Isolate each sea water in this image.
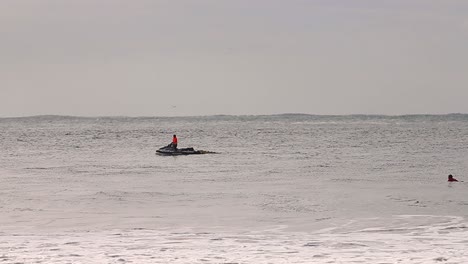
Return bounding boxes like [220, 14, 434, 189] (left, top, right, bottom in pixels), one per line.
[0, 114, 467, 263]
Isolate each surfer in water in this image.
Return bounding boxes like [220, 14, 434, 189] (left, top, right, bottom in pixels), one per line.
[448, 174, 458, 182]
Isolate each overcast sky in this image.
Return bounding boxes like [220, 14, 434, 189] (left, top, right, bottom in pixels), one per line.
[1, 0, 468, 117]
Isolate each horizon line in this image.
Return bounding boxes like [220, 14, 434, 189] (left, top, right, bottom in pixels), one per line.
[1, 112, 468, 119]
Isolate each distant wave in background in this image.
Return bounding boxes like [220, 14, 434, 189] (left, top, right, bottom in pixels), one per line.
[2, 113, 468, 122]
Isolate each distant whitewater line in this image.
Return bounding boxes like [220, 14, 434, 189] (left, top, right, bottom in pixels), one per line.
[1, 113, 468, 122]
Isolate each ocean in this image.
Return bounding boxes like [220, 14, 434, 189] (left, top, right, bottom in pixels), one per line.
[1, 114, 467, 263]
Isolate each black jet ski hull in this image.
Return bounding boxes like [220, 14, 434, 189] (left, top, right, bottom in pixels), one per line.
[156, 149, 204, 155]
[156, 146, 214, 156]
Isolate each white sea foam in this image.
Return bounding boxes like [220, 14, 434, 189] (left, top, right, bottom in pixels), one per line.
[1, 215, 467, 263]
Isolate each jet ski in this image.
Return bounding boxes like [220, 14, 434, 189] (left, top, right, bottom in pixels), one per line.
[156, 144, 215, 156]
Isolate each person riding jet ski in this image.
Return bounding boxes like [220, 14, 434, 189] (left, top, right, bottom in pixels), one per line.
[169, 134, 178, 150]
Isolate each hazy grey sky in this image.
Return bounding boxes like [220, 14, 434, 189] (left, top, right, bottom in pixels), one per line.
[1, 0, 468, 117]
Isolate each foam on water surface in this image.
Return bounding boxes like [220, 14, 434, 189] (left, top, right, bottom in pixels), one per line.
[1, 216, 467, 263]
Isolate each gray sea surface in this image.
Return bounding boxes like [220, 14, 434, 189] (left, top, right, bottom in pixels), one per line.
[1, 114, 468, 263]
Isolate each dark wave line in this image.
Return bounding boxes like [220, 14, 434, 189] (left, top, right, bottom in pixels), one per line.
[1, 113, 468, 121]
